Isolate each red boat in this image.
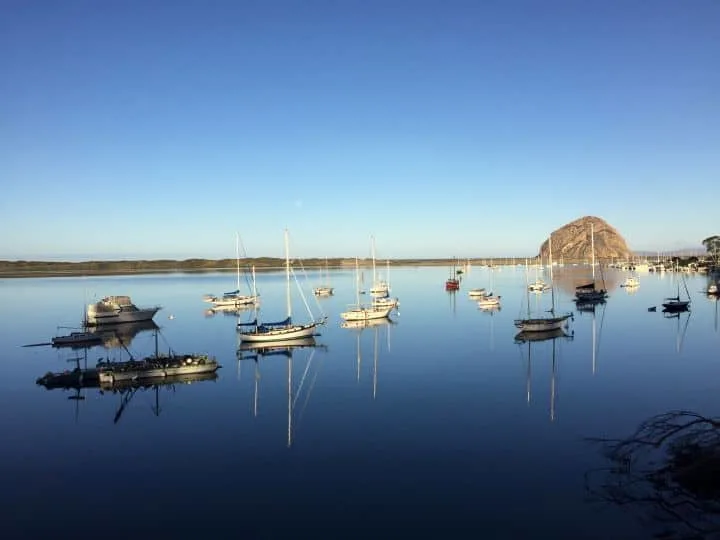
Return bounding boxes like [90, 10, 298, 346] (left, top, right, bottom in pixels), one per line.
[445, 278, 460, 291]
[445, 257, 461, 290]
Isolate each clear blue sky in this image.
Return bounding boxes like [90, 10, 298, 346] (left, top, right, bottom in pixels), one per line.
[2, 0, 718, 260]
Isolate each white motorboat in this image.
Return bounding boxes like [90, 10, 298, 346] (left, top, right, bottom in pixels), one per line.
[85, 296, 160, 325]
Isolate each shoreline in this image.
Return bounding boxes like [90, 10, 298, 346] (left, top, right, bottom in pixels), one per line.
[0, 255, 710, 279]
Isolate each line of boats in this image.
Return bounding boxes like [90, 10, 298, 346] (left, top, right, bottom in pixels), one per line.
[43, 226, 718, 389]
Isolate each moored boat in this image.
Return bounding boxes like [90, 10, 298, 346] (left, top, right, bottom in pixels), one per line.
[52, 331, 103, 347]
[86, 295, 161, 325]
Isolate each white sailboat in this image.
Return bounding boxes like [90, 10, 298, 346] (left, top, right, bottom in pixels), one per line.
[477, 265, 501, 308]
[237, 230, 327, 342]
[369, 235, 389, 297]
[204, 233, 259, 308]
[313, 257, 334, 296]
[514, 234, 573, 333]
[341, 257, 393, 322]
[372, 260, 399, 309]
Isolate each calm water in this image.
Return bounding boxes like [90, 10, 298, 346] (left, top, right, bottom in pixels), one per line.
[2, 265, 719, 538]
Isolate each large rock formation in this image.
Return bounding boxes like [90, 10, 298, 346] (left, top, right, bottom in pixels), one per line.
[539, 216, 631, 262]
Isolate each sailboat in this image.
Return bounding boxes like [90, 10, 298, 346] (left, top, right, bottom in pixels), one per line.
[514, 234, 573, 333]
[341, 257, 393, 322]
[476, 265, 501, 308]
[574, 223, 608, 303]
[372, 260, 399, 309]
[662, 273, 691, 312]
[445, 257, 460, 291]
[369, 236, 389, 297]
[204, 233, 259, 308]
[313, 257, 334, 296]
[237, 230, 327, 342]
[528, 256, 550, 293]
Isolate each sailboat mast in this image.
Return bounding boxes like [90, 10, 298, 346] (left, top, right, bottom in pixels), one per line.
[285, 229, 291, 320]
[524, 260, 531, 318]
[235, 232, 241, 292]
[355, 257, 360, 306]
[591, 223, 596, 281]
[549, 235, 556, 314]
[251, 265, 257, 297]
[371, 235, 377, 285]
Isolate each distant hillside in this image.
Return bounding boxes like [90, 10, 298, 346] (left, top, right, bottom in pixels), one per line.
[539, 216, 631, 261]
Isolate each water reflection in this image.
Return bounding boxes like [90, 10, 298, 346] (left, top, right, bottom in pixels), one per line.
[46, 320, 159, 351]
[204, 304, 256, 318]
[341, 318, 393, 399]
[515, 328, 574, 422]
[586, 410, 720, 539]
[236, 337, 328, 447]
[37, 370, 218, 424]
[86, 320, 159, 350]
[663, 310, 691, 354]
[551, 266, 622, 298]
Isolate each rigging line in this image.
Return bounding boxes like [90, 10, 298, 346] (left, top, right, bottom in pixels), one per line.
[291, 267, 324, 319]
[298, 355, 323, 425]
[596, 301, 607, 358]
[292, 348, 316, 410]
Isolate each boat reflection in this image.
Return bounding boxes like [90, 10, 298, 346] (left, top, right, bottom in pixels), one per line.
[663, 309, 691, 353]
[37, 369, 218, 424]
[515, 328, 574, 422]
[204, 304, 256, 318]
[50, 320, 160, 350]
[86, 320, 159, 349]
[236, 337, 327, 447]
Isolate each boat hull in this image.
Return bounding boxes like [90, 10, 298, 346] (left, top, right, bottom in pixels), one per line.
[662, 301, 690, 312]
[85, 307, 160, 326]
[238, 322, 320, 343]
[514, 314, 571, 332]
[340, 306, 392, 321]
[98, 362, 219, 384]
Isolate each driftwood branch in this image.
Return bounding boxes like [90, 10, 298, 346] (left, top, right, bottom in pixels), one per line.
[586, 410, 720, 540]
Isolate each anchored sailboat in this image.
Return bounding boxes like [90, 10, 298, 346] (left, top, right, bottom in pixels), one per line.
[204, 233, 259, 308]
[237, 230, 327, 342]
[574, 223, 608, 303]
[341, 257, 393, 322]
[514, 234, 573, 333]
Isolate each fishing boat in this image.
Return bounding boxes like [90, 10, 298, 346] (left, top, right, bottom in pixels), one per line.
[95, 329, 220, 384]
[515, 234, 573, 333]
[237, 230, 327, 342]
[85, 295, 161, 325]
[341, 257, 393, 321]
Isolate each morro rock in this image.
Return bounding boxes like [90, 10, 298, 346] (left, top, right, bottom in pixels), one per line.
[539, 216, 631, 262]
